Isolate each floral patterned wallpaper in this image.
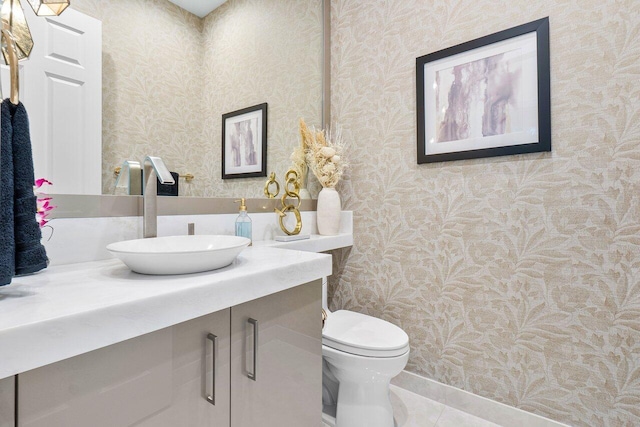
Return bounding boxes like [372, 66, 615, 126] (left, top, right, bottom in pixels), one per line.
[72, 0, 205, 195]
[329, 1, 640, 426]
[71, 0, 322, 197]
[201, 0, 323, 198]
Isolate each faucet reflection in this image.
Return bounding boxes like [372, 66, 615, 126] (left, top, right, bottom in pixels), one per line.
[114, 160, 142, 195]
[143, 156, 175, 238]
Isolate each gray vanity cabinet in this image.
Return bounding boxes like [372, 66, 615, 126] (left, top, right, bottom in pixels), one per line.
[16, 309, 232, 427]
[135, 308, 232, 427]
[231, 280, 323, 427]
[15, 280, 321, 427]
[0, 376, 15, 427]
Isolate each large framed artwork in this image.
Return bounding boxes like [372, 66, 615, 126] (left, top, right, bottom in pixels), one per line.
[222, 103, 268, 179]
[416, 17, 551, 164]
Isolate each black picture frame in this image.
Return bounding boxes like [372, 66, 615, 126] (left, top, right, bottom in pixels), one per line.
[416, 17, 550, 164]
[222, 103, 268, 179]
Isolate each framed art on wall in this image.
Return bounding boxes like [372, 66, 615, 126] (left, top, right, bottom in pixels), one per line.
[222, 103, 268, 179]
[416, 17, 551, 164]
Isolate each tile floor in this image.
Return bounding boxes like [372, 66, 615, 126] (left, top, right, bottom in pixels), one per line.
[323, 384, 502, 427]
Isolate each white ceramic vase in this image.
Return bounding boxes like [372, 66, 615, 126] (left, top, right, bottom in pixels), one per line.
[317, 187, 341, 235]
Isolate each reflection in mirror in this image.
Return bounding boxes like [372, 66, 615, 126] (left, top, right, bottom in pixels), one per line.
[12, 0, 323, 198]
[114, 160, 141, 195]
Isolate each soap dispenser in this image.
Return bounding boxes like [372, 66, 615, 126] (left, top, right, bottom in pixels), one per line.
[235, 198, 252, 245]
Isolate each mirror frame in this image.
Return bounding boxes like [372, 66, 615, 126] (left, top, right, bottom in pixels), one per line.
[51, 0, 329, 219]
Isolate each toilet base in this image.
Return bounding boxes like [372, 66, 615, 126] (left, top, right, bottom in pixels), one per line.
[322, 398, 397, 427]
[334, 379, 395, 427]
[322, 346, 408, 427]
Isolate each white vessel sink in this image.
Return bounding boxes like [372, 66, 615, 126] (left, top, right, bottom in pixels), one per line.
[106, 235, 251, 275]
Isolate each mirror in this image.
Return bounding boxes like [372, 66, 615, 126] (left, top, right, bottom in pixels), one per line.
[15, 0, 324, 199]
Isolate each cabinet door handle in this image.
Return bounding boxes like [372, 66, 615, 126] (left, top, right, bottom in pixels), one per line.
[206, 333, 217, 405]
[247, 318, 258, 381]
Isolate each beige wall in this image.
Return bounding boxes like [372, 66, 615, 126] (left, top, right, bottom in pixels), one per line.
[71, 0, 322, 197]
[329, 1, 640, 426]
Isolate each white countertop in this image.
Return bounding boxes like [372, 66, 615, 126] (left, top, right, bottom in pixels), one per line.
[255, 232, 353, 253]
[0, 246, 332, 380]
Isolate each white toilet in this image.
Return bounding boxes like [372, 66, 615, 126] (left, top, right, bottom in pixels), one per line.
[321, 278, 410, 427]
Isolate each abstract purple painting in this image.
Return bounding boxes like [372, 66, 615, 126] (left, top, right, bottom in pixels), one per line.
[222, 103, 268, 179]
[417, 18, 550, 163]
[435, 50, 523, 143]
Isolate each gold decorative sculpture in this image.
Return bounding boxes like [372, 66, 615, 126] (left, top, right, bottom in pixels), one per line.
[26, 0, 70, 16]
[264, 172, 280, 199]
[274, 170, 302, 236]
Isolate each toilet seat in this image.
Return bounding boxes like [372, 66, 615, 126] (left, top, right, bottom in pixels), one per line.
[322, 310, 409, 358]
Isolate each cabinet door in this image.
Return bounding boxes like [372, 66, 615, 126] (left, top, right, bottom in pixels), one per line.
[0, 376, 14, 427]
[18, 327, 174, 427]
[137, 309, 231, 427]
[231, 280, 322, 427]
[18, 309, 231, 427]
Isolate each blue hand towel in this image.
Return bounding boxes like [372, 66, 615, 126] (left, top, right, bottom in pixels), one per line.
[9, 101, 48, 276]
[0, 101, 15, 286]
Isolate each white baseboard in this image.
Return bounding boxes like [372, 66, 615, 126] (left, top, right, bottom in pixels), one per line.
[391, 371, 571, 427]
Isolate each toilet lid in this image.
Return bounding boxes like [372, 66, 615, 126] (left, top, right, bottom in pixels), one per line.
[322, 310, 409, 358]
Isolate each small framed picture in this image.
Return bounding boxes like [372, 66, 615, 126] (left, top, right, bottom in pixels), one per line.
[416, 17, 551, 163]
[222, 103, 268, 179]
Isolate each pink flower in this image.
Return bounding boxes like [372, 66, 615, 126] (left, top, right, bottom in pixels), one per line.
[35, 178, 53, 189]
[34, 178, 55, 231]
[37, 212, 49, 228]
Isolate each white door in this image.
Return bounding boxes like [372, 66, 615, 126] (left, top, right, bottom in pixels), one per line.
[2, 4, 102, 195]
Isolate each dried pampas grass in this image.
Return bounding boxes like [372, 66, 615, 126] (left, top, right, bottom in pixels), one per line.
[299, 118, 347, 189]
[290, 143, 307, 180]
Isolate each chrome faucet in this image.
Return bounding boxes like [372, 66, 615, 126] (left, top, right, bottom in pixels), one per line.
[114, 160, 142, 195]
[143, 156, 175, 238]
